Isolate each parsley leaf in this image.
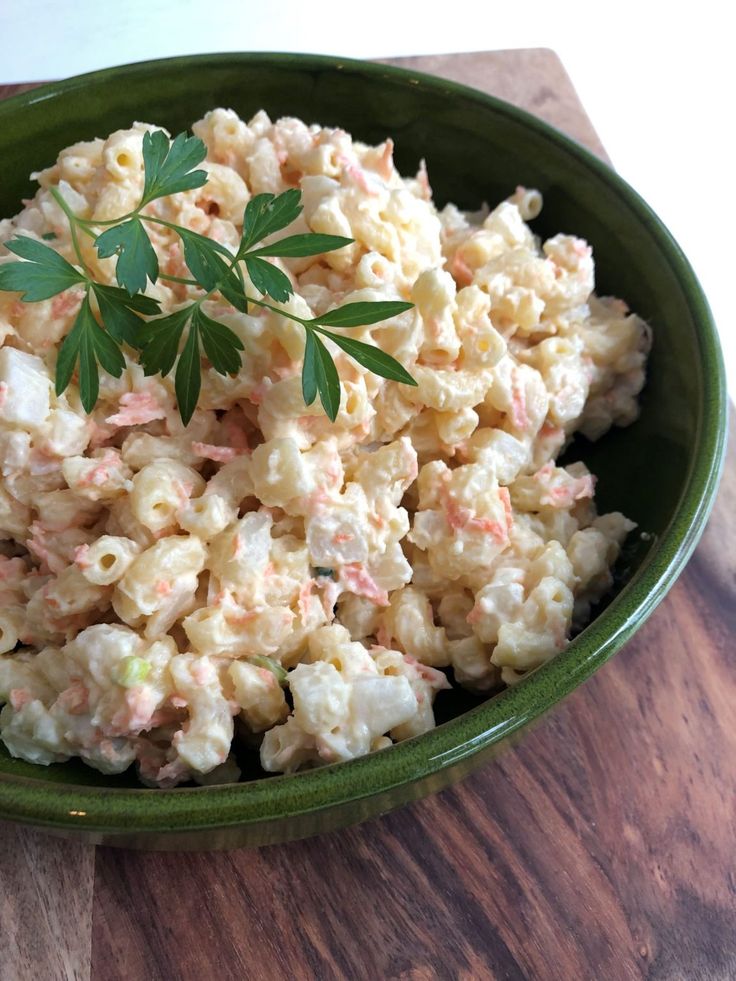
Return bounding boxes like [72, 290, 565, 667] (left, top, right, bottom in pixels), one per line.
[302, 329, 319, 408]
[303, 328, 341, 421]
[314, 327, 417, 386]
[310, 300, 414, 329]
[95, 218, 159, 295]
[140, 304, 243, 421]
[55, 293, 125, 412]
[141, 130, 208, 205]
[55, 312, 84, 396]
[239, 189, 302, 253]
[250, 233, 353, 258]
[92, 283, 161, 347]
[139, 306, 193, 378]
[245, 256, 293, 303]
[193, 307, 244, 376]
[177, 229, 248, 312]
[175, 315, 202, 426]
[0, 237, 86, 300]
[177, 228, 230, 290]
[218, 272, 249, 314]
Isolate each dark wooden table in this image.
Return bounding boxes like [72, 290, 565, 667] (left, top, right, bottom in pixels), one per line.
[1, 50, 734, 981]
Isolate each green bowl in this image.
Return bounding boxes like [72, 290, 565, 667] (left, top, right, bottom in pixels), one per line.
[0, 53, 727, 849]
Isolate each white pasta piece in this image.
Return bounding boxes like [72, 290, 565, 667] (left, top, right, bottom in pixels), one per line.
[354, 251, 396, 289]
[26, 482, 83, 537]
[351, 437, 418, 505]
[78, 535, 140, 586]
[412, 268, 461, 365]
[53, 137, 103, 187]
[250, 437, 315, 509]
[366, 539, 412, 594]
[307, 623, 377, 676]
[593, 511, 636, 546]
[405, 365, 493, 412]
[37, 407, 90, 458]
[192, 109, 256, 175]
[527, 540, 576, 592]
[379, 587, 450, 667]
[183, 601, 294, 658]
[0, 347, 52, 430]
[436, 590, 475, 640]
[507, 186, 543, 222]
[492, 577, 574, 673]
[102, 127, 145, 185]
[113, 535, 206, 637]
[289, 661, 351, 735]
[229, 660, 289, 732]
[0, 699, 73, 765]
[336, 593, 382, 641]
[62, 449, 132, 502]
[178, 493, 236, 540]
[0, 649, 57, 704]
[482, 357, 550, 437]
[168, 654, 235, 774]
[203, 455, 254, 508]
[372, 647, 450, 740]
[510, 462, 596, 512]
[468, 565, 526, 645]
[260, 715, 317, 774]
[0, 485, 32, 539]
[305, 485, 370, 568]
[93, 181, 142, 222]
[197, 161, 250, 223]
[207, 511, 273, 600]
[43, 565, 111, 620]
[461, 428, 529, 484]
[130, 461, 205, 534]
[434, 407, 479, 449]
[0, 605, 24, 655]
[0, 431, 31, 476]
[450, 635, 498, 692]
[104, 496, 156, 550]
[542, 234, 594, 311]
[453, 285, 507, 368]
[121, 433, 202, 469]
[522, 335, 588, 429]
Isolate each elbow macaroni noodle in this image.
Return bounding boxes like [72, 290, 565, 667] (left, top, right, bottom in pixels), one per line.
[0, 110, 649, 785]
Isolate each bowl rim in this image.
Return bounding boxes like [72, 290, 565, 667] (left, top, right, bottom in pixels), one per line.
[0, 51, 728, 834]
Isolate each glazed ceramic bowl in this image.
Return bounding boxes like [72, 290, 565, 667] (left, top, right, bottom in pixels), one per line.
[0, 54, 727, 849]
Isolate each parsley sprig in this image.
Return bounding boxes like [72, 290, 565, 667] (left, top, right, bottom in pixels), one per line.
[0, 129, 416, 423]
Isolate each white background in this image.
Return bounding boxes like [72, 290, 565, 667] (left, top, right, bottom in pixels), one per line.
[1, 0, 733, 394]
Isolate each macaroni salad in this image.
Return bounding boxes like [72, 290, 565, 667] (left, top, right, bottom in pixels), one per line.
[0, 110, 650, 786]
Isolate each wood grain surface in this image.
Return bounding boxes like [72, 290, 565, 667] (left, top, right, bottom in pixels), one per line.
[1, 49, 734, 981]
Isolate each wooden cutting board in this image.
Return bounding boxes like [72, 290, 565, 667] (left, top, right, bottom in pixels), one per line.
[1, 49, 734, 981]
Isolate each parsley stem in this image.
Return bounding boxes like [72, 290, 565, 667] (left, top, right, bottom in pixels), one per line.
[76, 224, 98, 242]
[49, 188, 92, 277]
[139, 214, 187, 235]
[241, 293, 308, 327]
[76, 211, 178, 233]
[159, 273, 199, 286]
[76, 212, 135, 228]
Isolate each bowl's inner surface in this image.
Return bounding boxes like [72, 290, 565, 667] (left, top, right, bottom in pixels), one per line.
[0, 56, 708, 792]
